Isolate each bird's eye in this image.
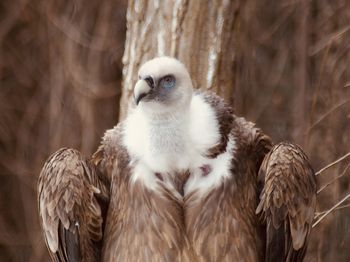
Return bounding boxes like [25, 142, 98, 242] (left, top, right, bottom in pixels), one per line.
[160, 75, 175, 90]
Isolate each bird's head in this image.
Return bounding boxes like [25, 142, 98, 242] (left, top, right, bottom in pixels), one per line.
[133, 57, 193, 114]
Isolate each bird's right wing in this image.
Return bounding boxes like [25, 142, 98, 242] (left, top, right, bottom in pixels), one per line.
[38, 148, 110, 262]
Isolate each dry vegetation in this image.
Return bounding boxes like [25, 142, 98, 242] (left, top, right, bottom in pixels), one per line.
[0, 0, 349, 261]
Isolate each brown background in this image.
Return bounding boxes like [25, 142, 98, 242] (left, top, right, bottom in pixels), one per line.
[1, 0, 350, 261]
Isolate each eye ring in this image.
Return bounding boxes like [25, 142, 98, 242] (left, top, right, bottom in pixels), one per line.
[160, 75, 175, 90]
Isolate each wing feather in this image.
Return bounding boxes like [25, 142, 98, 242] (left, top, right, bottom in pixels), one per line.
[38, 148, 109, 262]
[256, 142, 316, 262]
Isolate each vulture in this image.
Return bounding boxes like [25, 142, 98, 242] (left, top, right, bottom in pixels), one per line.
[38, 57, 316, 262]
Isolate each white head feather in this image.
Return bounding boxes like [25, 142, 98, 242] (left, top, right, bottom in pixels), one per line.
[134, 56, 193, 117]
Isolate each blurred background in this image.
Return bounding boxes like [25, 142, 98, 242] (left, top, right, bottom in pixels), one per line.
[0, 0, 350, 261]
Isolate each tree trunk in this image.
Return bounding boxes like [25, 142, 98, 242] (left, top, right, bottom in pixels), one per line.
[119, 0, 240, 119]
[293, 0, 309, 146]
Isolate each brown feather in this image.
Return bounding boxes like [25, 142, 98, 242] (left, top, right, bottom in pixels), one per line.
[38, 91, 315, 262]
[256, 142, 316, 262]
[202, 92, 234, 158]
[38, 148, 110, 262]
[185, 109, 272, 261]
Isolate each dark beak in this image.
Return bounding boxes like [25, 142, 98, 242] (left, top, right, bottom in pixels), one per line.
[133, 75, 155, 105]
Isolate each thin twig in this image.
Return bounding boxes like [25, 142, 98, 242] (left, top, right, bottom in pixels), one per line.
[314, 203, 350, 219]
[309, 25, 350, 56]
[306, 98, 350, 134]
[315, 152, 350, 176]
[317, 163, 350, 193]
[312, 193, 350, 228]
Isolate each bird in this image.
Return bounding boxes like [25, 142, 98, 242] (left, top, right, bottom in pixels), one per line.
[38, 56, 316, 262]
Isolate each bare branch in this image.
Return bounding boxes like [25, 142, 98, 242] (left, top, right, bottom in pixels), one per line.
[314, 203, 350, 219]
[312, 193, 350, 228]
[306, 98, 350, 135]
[309, 25, 350, 56]
[317, 163, 350, 194]
[315, 152, 350, 176]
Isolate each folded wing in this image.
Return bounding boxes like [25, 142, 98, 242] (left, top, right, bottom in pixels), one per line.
[256, 142, 316, 262]
[38, 148, 109, 262]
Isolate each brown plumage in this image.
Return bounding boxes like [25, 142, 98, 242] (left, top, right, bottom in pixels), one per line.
[256, 143, 316, 262]
[38, 148, 109, 262]
[38, 57, 316, 262]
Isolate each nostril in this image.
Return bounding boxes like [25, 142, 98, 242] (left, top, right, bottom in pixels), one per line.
[142, 75, 155, 89]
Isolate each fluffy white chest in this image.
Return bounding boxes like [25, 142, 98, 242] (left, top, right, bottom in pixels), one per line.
[146, 117, 192, 171]
[123, 94, 235, 195]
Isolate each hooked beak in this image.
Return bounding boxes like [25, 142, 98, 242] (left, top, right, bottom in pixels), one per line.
[133, 75, 155, 105]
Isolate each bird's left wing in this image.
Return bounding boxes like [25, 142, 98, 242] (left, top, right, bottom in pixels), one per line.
[256, 142, 316, 262]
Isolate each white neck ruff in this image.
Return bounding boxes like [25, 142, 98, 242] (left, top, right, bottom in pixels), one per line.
[123, 94, 221, 174]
